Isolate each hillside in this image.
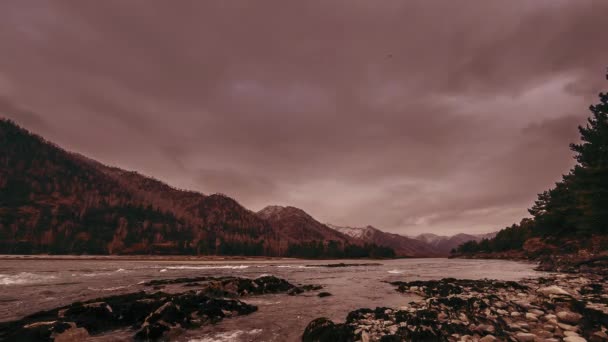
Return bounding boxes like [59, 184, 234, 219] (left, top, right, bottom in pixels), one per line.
[1, 119, 381, 256]
[258, 207, 396, 258]
[0, 119, 403, 257]
[258, 206, 351, 243]
[328, 224, 440, 257]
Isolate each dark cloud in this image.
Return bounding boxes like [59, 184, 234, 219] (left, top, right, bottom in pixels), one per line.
[0, 96, 49, 131]
[1, 1, 607, 234]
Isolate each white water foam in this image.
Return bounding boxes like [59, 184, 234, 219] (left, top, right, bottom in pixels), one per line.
[79, 268, 130, 277]
[189, 329, 263, 342]
[87, 285, 131, 292]
[166, 265, 250, 270]
[388, 269, 405, 274]
[0, 272, 57, 285]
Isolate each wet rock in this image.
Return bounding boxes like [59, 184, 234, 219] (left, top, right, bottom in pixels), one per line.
[557, 311, 583, 325]
[304, 274, 608, 342]
[302, 317, 353, 342]
[318, 292, 332, 298]
[288, 287, 305, 296]
[0, 277, 285, 342]
[53, 325, 90, 342]
[59, 301, 116, 334]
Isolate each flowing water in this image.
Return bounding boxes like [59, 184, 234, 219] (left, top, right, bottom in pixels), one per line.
[0, 256, 546, 341]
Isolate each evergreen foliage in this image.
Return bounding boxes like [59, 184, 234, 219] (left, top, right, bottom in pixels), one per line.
[454, 70, 608, 254]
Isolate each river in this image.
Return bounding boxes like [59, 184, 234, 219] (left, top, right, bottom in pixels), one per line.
[0, 256, 546, 341]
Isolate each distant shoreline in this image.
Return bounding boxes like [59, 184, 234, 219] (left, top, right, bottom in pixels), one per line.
[0, 254, 440, 262]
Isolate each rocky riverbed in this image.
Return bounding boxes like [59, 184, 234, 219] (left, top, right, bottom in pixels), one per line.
[303, 273, 608, 342]
[0, 275, 321, 341]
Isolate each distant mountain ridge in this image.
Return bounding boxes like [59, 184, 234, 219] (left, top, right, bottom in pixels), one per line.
[328, 225, 497, 256]
[414, 232, 498, 255]
[328, 224, 438, 257]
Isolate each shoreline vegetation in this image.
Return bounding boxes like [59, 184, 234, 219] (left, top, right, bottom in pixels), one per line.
[449, 71, 608, 279]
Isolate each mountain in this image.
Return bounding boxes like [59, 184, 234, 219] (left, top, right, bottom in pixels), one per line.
[2, 119, 384, 257]
[257, 206, 398, 258]
[328, 224, 440, 257]
[257, 206, 351, 243]
[414, 232, 498, 255]
[0, 119, 285, 255]
[0, 119, 403, 258]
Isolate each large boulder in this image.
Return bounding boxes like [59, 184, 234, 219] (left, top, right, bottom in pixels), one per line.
[302, 318, 353, 342]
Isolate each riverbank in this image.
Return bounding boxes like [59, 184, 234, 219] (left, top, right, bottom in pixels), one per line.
[304, 272, 608, 341]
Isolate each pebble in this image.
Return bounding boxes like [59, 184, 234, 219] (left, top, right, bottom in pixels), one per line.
[557, 311, 582, 324]
[564, 336, 587, 342]
[515, 332, 537, 342]
[558, 322, 578, 331]
[543, 324, 555, 332]
[525, 312, 538, 321]
[529, 309, 544, 316]
[537, 285, 571, 296]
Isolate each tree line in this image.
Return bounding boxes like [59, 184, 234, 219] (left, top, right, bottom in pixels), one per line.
[454, 70, 608, 255]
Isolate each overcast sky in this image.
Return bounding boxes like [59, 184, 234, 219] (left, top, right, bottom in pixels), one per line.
[1, 1, 608, 235]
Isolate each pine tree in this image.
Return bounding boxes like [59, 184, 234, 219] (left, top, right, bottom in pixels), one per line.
[569, 72, 608, 234]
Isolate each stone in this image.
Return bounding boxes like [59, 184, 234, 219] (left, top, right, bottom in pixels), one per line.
[515, 332, 537, 342]
[0, 276, 286, 342]
[53, 325, 90, 342]
[302, 317, 352, 342]
[557, 311, 582, 325]
[318, 292, 332, 298]
[558, 322, 578, 331]
[529, 309, 545, 316]
[361, 331, 371, 342]
[479, 335, 497, 342]
[590, 331, 608, 342]
[564, 336, 587, 342]
[543, 314, 557, 321]
[525, 312, 539, 321]
[537, 286, 571, 296]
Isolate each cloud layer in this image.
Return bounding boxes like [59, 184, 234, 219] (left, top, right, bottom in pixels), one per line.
[1, 1, 608, 234]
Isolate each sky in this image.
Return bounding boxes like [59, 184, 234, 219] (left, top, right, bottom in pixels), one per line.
[1, 1, 608, 235]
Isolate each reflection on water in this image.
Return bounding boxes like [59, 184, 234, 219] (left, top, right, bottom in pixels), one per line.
[0, 257, 545, 341]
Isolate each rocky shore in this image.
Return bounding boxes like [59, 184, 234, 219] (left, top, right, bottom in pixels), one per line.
[303, 273, 608, 342]
[0, 275, 321, 341]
